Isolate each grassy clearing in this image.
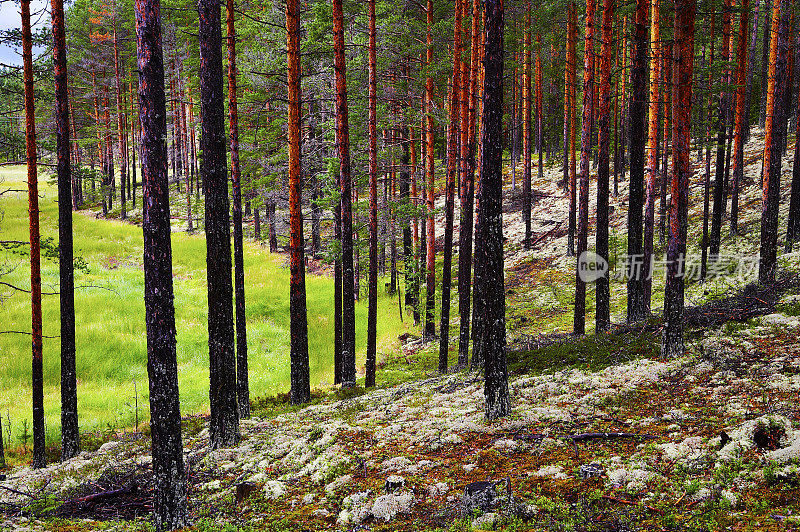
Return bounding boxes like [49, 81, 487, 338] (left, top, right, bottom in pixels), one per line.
[0, 165, 410, 451]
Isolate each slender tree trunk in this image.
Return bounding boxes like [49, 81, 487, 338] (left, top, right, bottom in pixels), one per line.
[366, 0, 378, 388]
[731, 0, 750, 236]
[574, 0, 596, 335]
[567, 3, 578, 256]
[114, 25, 128, 220]
[759, 0, 773, 128]
[596, 0, 613, 331]
[663, 0, 696, 358]
[129, 77, 138, 210]
[458, 0, 479, 367]
[22, 0, 45, 471]
[760, 0, 790, 283]
[0, 413, 5, 468]
[477, 0, 510, 421]
[286, 0, 310, 403]
[226, 0, 248, 418]
[523, 6, 532, 248]
[332, 0, 356, 386]
[52, 0, 79, 461]
[199, 0, 240, 446]
[627, 0, 649, 324]
[439, 0, 463, 373]
[710, 0, 733, 259]
[643, 0, 661, 312]
[702, 25, 715, 280]
[745, 0, 762, 141]
[425, 0, 436, 340]
[786, 80, 800, 251]
[134, 0, 188, 525]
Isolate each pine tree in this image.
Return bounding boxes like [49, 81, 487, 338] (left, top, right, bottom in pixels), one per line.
[478, 0, 510, 421]
[52, 0, 79, 461]
[199, 0, 240, 446]
[134, 0, 188, 524]
[663, 0, 696, 358]
[366, 0, 378, 388]
[286, 0, 310, 404]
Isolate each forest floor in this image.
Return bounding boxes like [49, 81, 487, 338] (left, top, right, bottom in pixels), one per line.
[3, 128, 800, 531]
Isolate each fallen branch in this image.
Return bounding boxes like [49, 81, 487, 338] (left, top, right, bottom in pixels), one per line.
[560, 432, 657, 442]
[602, 494, 662, 513]
[0, 485, 39, 500]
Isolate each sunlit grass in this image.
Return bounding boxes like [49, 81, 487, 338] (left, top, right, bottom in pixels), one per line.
[0, 165, 410, 449]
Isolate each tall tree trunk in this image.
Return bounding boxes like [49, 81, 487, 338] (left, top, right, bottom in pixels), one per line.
[523, 6, 532, 249]
[52, 0, 79, 461]
[574, 0, 596, 335]
[366, 0, 378, 388]
[458, 0, 479, 367]
[567, 2, 578, 256]
[477, 0, 510, 421]
[759, 0, 773, 128]
[643, 0, 661, 312]
[22, 0, 45, 470]
[332, 0, 356, 386]
[286, 0, 310, 403]
[134, 0, 188, 525]
[627, 0, 648, 323]
[199, 0, 240, 446]
[786, 80, 800, 251]
[744, 0, 762, 141]
[129, 77, 138, 210]
[596, 0, 613, 331]
[760, 0, 790, 283]
[114, 25, 128, 220]
[226, 0, 248, 418]
[710, 0, 733, 259]
[663, 0, 696, 358]
[425, 0, 436, 340]
[731, 0, 750, 236]
[439, 0, 463, 373]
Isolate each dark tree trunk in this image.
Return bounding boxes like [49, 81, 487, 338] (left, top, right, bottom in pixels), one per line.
[114, 26, 128, 220]
[760, 0, 790, 283]
[663, 0, 695, 358]
[731, 0, 750, 236]
[52, 0, 79, 461]
[574, 0, 595, 336]
[129, 78, 138, 210]
[567, 3, 578, 256]
[227, 0, 248, 418]
[458, 0, 479, 367]
[596, 0, 613, 331]
[286, 0, 311, 403]
[786, 78, 800, 250]
[268, 201, 278, 252]
[627, 0, 649, 323]
[710, 0, 733, 259]
[439, 0, 463, 373]
[134, 0, 188, 525]
[199, 0, 240, 446]
[759, 0, 773, 128]
[22, 0, 45, 470]
[332, 0, 356, 387]
[523, 7, 532, 249]
[334, 197, 342, 385]
[424, 0, 436, 340]
[366, 0, 378, 389]
[477, 0, 510, 421]
[0, 414, 5, 468]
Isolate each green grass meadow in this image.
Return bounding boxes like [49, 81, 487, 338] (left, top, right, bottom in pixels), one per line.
[0, 165, 409, 450]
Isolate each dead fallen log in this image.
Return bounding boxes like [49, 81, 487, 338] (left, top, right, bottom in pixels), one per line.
[560, 432, 657, 442]
[602, 494, 662, 513]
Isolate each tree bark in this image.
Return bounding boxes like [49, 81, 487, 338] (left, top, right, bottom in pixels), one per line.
[477, 0, 510, 421]
[574, 0, 596, 335]
[643, 0, 661, 312]
[134, 0, 189, 524]
[332, 0, 356, 386]
[425, 0, 436, 340]
[366, 0, 378, 388]
[52, 0, 79, 461]
[567, 3, 578, 257]
[731, 0, 750, 236]
[760, 0, 790, 283]
[199, 0, 240, 445]
[663, 0, 695, 358]
[22, 0, 45, 470]
[226, 0, 248, 418]
[114, 25, 128, 220]
[627, 0, 649, 323]
[286, 0, 310, 403]
[596, 0, 613, 331]
[523, 6, 532, 249]
[439, 0, 463, 373]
